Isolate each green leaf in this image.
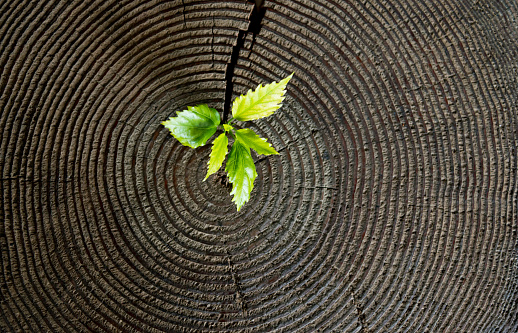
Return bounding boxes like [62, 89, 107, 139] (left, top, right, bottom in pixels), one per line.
[204, 133, 228, 180]
[223, 123, 234, 132]
[162, 104, 220, 148]
[232, 73, 293, 121]
[235, 129, 278, 155]
[225, 139, 257, 211]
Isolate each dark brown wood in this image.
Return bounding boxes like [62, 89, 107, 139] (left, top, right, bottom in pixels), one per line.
[1, 0, 518, 332]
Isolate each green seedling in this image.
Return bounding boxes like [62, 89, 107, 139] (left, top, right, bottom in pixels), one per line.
[162, 73, 293, 211]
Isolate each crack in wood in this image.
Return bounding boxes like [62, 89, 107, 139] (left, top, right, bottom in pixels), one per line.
[211, 14, 215, 68]
[181, 0, 186, 27]
[222, 1, 266, 123]
[226, 253, 247, 318]
[302, 186, 339, 191]
[349, 284, 369, 333]
[218, 1, 269, 202]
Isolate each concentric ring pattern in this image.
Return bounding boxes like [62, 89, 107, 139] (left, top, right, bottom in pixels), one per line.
[1, 0, 518, 332]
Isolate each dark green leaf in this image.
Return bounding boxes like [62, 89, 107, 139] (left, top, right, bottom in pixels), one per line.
[162, 104, 220, 148]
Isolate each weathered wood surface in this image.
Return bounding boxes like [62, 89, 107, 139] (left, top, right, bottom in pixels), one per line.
[1, 0, 517, 332]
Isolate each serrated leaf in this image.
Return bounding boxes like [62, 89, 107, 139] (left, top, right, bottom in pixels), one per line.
[225, 139, 257, 211]
[162, 104, 220, 148]
[232, 73, 293, 121]
[204, 133, 228, 180]
[235, 129, 278, 155]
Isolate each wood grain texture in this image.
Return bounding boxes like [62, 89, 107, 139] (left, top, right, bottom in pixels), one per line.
[1, 0, 517, 332]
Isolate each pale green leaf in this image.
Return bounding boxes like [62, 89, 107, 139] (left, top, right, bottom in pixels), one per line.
[232, 73, 293, 121]
[235, 129, 278, 155]
[162, 104, 220, 148]
[225, 139, 257, 211]
[223, 124, 234, 132]
[204, 133, 228, 180]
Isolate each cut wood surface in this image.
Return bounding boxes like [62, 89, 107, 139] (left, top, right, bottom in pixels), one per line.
[1, 0, 518, 332]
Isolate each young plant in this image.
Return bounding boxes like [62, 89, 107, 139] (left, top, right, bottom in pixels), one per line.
[162, 73, 293, 211]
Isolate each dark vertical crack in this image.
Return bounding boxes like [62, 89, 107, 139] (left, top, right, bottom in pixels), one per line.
[181, 0, 186, 27]
[226, 254, 247, 318]
[222, 1, 266, 123]
[211, 14, 215, 68]
[349, 284, 369, 333]
[219, 2, 266, 316]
